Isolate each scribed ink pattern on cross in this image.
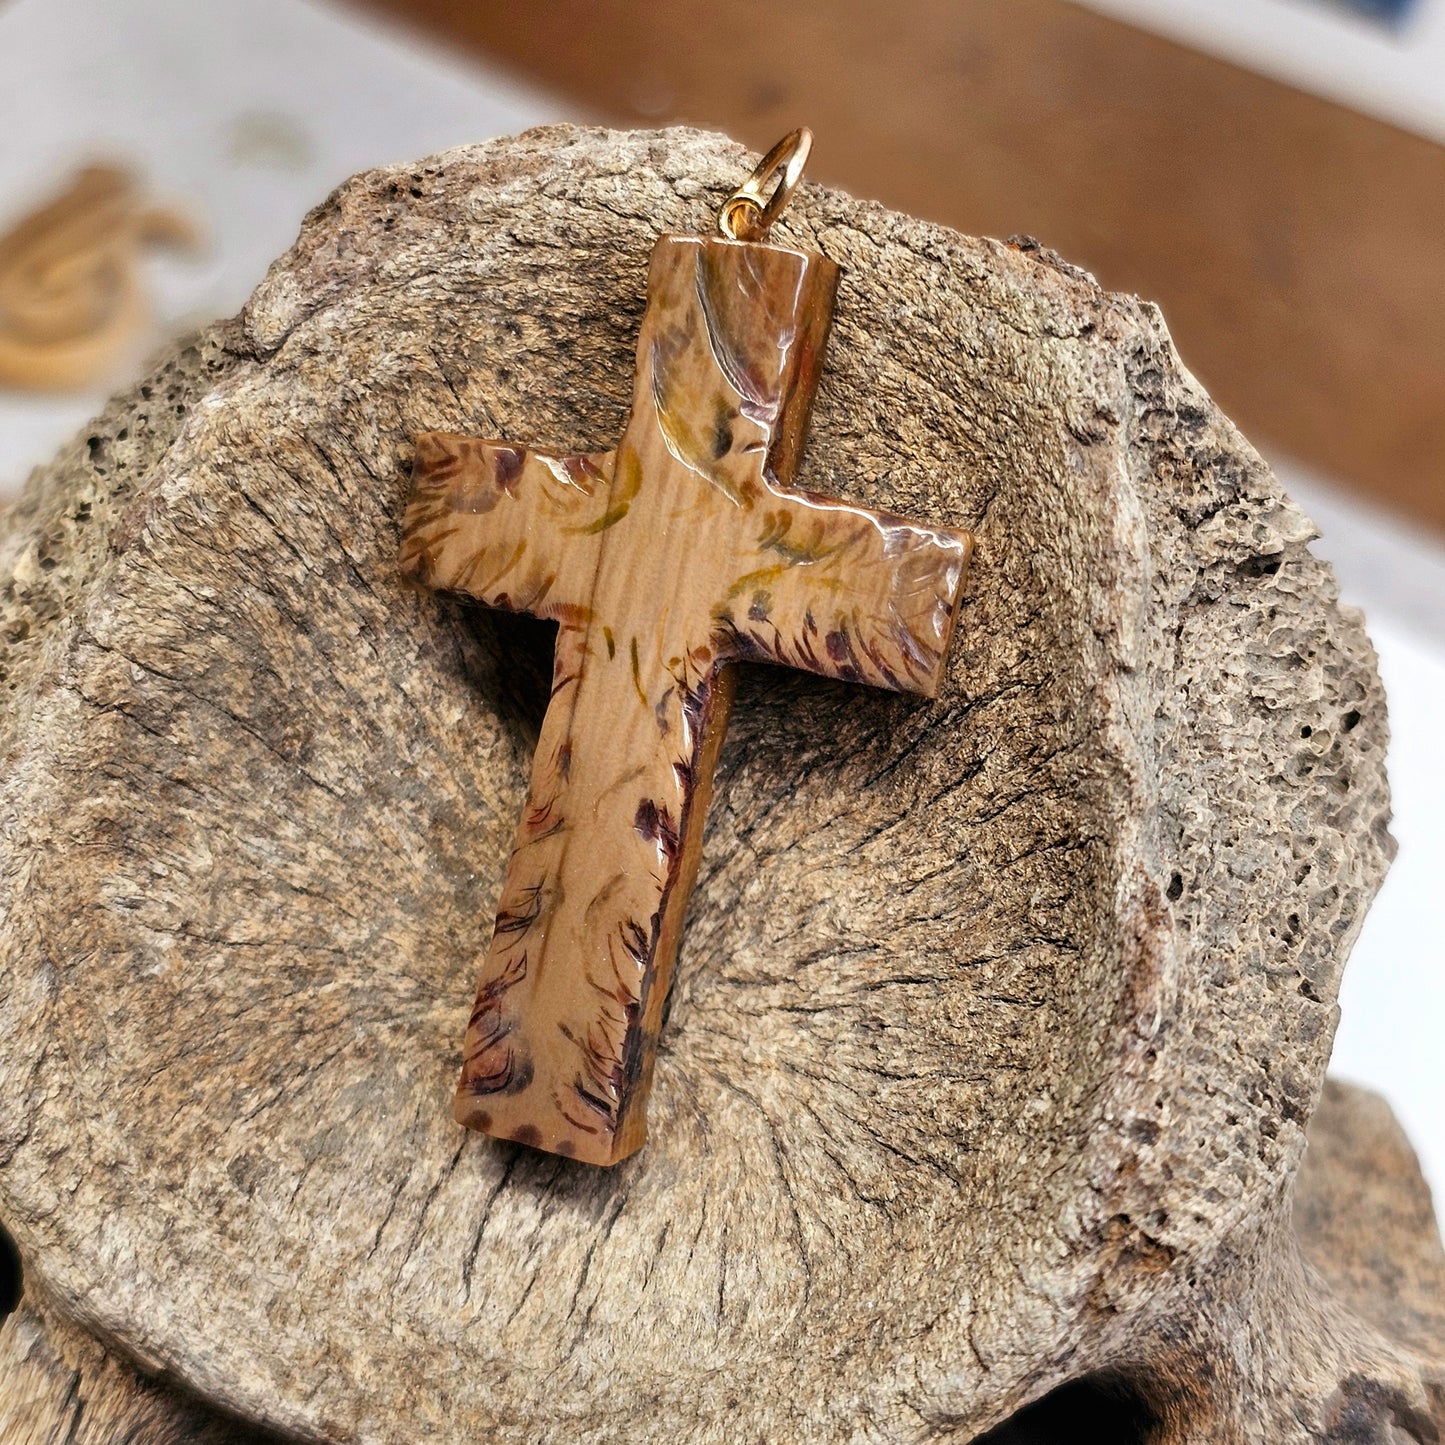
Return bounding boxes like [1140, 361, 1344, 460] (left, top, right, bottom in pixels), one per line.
[400, 233, 972, 1165]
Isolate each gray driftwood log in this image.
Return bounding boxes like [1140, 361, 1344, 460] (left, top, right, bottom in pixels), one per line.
[0, 125, 1439, 1443]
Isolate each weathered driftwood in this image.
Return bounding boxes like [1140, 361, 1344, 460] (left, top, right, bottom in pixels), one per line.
[0, 125, 1439, 1443]
[403, 231, 969, 1165]
[0, 1286, 282, 1445]
[1, 1080, 1437, 1443]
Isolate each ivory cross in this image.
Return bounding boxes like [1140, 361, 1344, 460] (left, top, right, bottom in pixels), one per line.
[401, 227, 972, 1165]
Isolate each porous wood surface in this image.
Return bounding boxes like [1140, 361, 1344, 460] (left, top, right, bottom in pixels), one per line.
[1, 1081, 1436, 1444]
[0, 125, 1438, 1442]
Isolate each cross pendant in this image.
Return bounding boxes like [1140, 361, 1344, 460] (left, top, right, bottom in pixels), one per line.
[401, 143, 972, 1165]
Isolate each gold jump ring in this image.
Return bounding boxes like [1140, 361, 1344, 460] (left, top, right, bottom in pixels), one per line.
[717, 128, 813, 242]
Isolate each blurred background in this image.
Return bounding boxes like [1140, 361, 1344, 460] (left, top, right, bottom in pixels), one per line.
[0, 0, 1440, 1191]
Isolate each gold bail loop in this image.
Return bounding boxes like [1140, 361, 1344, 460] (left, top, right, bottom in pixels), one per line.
[717, 128, 813, 242]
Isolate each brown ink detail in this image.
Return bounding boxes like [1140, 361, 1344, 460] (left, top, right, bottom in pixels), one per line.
[634, 799, 681, 865]
[579, 502, 630, 534]
[630, 636, 647, 707]
[403, 233, 973, 1166]
[493, 445, 525, 493]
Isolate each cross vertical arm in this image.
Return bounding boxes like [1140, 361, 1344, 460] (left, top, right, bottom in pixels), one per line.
[454, 629, 734, 1164]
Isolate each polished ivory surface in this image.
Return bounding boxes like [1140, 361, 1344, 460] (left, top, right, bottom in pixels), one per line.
[401, 233, 972, 1164]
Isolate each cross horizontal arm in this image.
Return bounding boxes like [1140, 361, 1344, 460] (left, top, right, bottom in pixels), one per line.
[399, 431, 615, 621]
[714, 489, 972, 696]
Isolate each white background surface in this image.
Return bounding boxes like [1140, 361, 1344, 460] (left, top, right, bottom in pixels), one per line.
[0, 0, 559, 490]
[1076, 0, 1445, 146]
[1, 0, 1440, 1202]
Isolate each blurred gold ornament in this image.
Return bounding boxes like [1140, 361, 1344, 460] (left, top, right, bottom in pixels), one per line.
[0, 164, 201, 392]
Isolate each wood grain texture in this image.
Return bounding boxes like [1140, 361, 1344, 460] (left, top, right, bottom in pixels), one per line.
[400, 234, 969, 1164]
[0, 126, 1437, 1443]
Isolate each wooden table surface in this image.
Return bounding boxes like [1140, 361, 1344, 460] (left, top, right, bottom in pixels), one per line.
[357, 0, 1445, 539]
